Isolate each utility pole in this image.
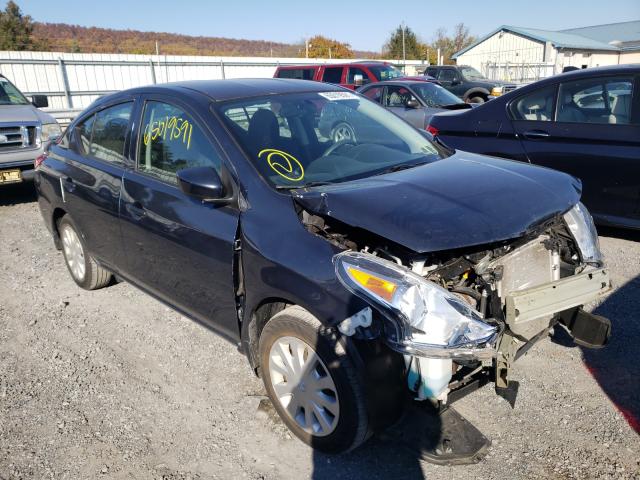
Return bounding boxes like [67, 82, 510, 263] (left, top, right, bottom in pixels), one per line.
[155, 41, 159, 56]
[329, 47, 332, 59]
[401, 21, 406, 63]
[305, 38, 309, 59]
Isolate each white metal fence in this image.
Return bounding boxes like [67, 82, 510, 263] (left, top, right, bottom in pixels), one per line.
[481, 61, 557, 83]
[0, 51, 428, 115]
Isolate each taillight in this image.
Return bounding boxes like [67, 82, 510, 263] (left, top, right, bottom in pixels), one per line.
[426, 125, 439, 136]
[34, 153, 47, 169]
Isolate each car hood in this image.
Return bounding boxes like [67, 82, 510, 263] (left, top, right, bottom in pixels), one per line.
[0, 104, 55, 124]
[292, 151, 581, 253]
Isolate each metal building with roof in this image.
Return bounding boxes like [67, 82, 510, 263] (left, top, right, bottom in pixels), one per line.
[452, 21, 640, 82]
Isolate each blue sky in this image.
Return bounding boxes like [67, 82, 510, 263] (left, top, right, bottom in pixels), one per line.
[19, 0, 640, 52]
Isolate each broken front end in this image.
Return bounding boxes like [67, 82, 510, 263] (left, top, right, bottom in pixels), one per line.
[330, 202, 612, 405]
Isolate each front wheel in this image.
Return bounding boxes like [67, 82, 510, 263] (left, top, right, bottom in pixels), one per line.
[58, 215, 112, 290]
[466, 95, 486, 104]
[259, 306, 369, 453]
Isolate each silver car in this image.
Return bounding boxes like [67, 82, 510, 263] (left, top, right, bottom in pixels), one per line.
[0, 75, 61, 186]
[358, 80, 472, 130]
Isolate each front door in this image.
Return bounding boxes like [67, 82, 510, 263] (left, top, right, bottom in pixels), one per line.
[384, 85, 426, 129]
[119, 96, 240, 340]
[511, 75, 640, 227]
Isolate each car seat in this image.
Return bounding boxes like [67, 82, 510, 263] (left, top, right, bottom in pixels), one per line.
[557, 91, 587, 123]
[609, 94, 631, 124]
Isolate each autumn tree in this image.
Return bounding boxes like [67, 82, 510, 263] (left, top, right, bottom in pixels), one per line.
[383, 25, 428, 60]
[0, 1, 43, 50]
[432, 23, 475, 64]
[306, 35, 354, 59]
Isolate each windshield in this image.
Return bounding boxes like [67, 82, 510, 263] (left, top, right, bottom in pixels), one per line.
[217, 91, 443, 188]
[369, 65, 404, 81]
[460, 67, 487, 81]
[411, 83, 464, 107]
[0, 77, 29, 105]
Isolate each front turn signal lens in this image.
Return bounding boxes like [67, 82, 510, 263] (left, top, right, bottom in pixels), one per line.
[347, 267, 397, 302]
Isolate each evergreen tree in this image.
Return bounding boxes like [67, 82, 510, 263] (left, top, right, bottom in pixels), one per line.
[0, 1, 40, 50]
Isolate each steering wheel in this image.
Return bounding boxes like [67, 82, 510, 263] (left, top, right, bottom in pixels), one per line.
[322, 139, 356, 158]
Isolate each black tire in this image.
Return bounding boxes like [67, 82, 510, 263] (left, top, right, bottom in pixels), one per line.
[467, 95, 485, 104]
[57, 215, 112, 290]
[259, 305, 369, 453]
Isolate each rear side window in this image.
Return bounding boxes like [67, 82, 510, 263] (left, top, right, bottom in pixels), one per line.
[137, 101, 222, 185]
[426, 67, 437, 77]
[510, 85, 557, 122]
[74, 102, 132, 163]
[276, 68, 314, 80]
[76, 114, 96, 155]
[322, 67, 343, 84]
[557, 76, 633, 125]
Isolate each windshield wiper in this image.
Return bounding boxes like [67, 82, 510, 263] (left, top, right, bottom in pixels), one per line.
[375, 161, 429, 176]
[275, 181, 334, 190]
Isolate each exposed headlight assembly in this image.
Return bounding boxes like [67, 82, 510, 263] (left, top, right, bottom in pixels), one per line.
[40, 122, 62, 143]
[563, 202, 602, 264]
[334, 251, 498, 359]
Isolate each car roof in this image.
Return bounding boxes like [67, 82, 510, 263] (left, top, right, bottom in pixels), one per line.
[94, 78, 346, 106]
[361, 80, 438, 87]
[278, 61, 392, 69]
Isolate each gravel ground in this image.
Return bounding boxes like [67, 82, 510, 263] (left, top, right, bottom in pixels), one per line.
[1, 182, 639, 480]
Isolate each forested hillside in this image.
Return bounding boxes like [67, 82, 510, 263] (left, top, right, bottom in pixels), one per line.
[32, 22, 378, 58]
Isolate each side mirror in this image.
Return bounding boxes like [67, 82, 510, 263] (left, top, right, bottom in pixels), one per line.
[450, 78, 460, 86]
[353, 74, 364, 86]
[31, 95, 49, 108]
[177, 167, 231, 204]
[406, 98, 420, 109]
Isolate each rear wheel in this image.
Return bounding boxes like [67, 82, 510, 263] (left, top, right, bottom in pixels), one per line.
[58, 216, 112, 290]
[259, 306, 369, 453]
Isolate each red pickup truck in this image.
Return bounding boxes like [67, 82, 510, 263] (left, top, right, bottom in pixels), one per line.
[274, 61, 409, 90]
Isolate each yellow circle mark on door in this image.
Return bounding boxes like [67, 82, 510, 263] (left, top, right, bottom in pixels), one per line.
[259, 148, 305, 182]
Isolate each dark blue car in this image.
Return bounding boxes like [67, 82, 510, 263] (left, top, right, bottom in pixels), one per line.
[427, 64, 640, 230]
[35, 79, 611, 455]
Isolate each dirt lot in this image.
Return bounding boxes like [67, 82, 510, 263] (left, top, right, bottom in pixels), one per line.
[1, 182, 639, 480]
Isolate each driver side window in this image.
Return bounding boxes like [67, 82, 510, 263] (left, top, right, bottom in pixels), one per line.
[385, 86, 414, 107]
[137, 101, 222, 185]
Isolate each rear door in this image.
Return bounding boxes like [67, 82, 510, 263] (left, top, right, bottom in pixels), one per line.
[511, 75, 640, 227]
[54, 100, 134, 270]
[119, 94, 241, 340]
[320, 66, 345, 86]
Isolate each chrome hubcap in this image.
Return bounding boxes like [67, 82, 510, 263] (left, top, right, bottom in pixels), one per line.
[268, 336, 339, 437]
[333, 125, 354, 143]
[61, 225, 85, 281]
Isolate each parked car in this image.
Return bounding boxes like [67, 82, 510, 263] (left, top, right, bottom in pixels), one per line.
[274, 61, 407, 90]
[357, 80, 471, 130]
[424, 65, 518, 103]
[427, 64, 640, 230]
[35, 78, 611, 455]
[0, 74, 61, 186]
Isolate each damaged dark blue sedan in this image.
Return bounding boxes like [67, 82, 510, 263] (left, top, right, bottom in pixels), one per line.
[35, 79, 612, 456]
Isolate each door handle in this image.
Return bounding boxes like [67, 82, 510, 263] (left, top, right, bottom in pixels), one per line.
[62, 176, 76, 192]
[129, 201, 146, 219]
[523, 130, 550, 139]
